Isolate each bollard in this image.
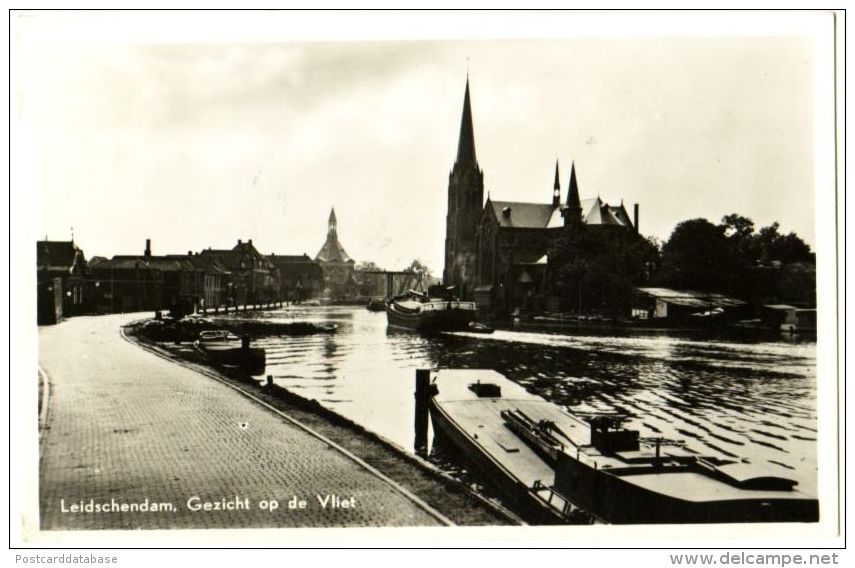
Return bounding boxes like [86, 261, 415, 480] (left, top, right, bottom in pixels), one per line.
[414, 369, 431, 454]
[266, 375, 273, 387]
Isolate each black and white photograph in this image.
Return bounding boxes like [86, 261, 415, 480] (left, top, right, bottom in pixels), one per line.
[11, 8, 843, 551]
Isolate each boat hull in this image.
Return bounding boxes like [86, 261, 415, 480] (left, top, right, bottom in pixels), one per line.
[386, 302, 475, 332]
[196, 345, 266, 374]
[428, 369, 818, 526]
[553, 452, 819, 524]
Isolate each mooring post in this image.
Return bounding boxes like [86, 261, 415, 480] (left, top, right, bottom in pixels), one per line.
[414, 369, 431, 455]
[266, 374, 273, 387]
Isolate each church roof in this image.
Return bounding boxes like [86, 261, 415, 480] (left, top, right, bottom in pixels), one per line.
[489, 200, 556, 229]
[579, 197, 632, 226]
[316, 235, 353, 263]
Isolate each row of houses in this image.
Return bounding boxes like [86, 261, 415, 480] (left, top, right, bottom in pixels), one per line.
[37, 238, 324, 324]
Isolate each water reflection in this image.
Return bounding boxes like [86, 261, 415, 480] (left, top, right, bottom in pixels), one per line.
[235, 306, 817, 494]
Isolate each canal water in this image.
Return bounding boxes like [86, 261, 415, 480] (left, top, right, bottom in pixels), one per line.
[238, 306, 817, 494]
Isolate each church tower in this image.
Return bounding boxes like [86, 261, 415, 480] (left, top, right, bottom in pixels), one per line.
[443, 77, 484, 297]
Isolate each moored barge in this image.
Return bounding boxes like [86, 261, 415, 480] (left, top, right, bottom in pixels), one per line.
[427, 369, 818, 525]
[386, 291, 476, 332]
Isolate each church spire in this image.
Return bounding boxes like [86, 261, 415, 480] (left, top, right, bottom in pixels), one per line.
[552, 160, 561, 207]
[455, 78, 477, 166]
[564, 161, 583, 227]
[328, 207, 337, 234]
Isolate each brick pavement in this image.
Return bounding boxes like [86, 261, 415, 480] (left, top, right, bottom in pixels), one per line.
[38, 314, 445, 529]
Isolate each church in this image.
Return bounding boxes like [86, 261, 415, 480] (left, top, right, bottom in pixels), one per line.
[315, 207, 358, 299]
[443, 78, 639, 313]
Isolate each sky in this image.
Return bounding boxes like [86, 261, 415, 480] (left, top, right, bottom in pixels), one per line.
[18, 12, 828, 276]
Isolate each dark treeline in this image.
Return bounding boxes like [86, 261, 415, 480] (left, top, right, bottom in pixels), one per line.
[549, 214, 815, 314]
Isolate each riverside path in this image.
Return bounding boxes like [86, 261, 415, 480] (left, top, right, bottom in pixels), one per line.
[38, 314, 446, 530]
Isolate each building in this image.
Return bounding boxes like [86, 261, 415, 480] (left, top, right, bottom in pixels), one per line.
[87, 255, 163, 313]
[187, 255, 230, 310]
[166, 252, 231, 311]
[199, 239, 277, 305]
[37, 239, 88, 324]
[442, 78, 639, 312]
[268, 254, 323, 303]
[632, 287, 749, 323]
[315, 208, 358, 299]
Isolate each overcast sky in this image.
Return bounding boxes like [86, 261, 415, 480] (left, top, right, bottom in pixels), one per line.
[20, 13, 825, 275]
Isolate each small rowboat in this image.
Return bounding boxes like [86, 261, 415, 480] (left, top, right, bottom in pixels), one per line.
[468, 321, 495, 334]
[195, 330, 242, 352]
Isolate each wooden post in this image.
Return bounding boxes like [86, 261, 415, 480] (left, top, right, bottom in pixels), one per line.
[414, 369, 431, 455]
[266, 374, 273, 387]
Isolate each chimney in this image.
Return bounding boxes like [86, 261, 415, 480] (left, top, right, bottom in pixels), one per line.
[248, 239, 253, 246]
[237, 239, 242, 245]
[144, 238, 151, 258]
[633, 204, 640, 233]
[188, 250, 192, 256]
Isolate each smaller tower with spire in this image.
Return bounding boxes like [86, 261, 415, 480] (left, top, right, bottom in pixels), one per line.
[328, 207, 338, 235]
[316, 207, 352, 264]
[563, 162, 583, 227]
[552, 160, 561, 208]
[315, 206, 356, 300]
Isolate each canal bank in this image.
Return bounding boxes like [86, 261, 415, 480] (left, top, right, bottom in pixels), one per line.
[38, 314, 514, 530]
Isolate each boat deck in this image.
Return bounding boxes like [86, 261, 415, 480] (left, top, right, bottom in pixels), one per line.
[432, 370, 581, 489]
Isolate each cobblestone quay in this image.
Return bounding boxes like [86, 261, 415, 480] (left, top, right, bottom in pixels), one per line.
[38, 314, 445, 529]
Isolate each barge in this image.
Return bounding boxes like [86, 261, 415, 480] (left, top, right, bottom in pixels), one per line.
[427, 369, 818, 525]
[386, 291, 476, 332]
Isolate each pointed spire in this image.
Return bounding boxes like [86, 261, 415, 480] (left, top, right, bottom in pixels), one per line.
[563, 161, 583, 228]
[553, 161, 561, 190]
[455, 77, 477, 166]
[552, 160, 561, 207]
[567, 162, 581, 211]
[328, 207, 337, 234]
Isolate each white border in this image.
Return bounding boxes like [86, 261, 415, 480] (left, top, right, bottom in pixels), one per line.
[7, 8, 844, 553]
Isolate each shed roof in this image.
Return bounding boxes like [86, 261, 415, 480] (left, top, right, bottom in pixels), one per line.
[636, 287, 747, 308]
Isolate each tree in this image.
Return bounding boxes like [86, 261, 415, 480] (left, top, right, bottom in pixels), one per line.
[767, 231, 814, 264]
[753, 222, 814, 264]
[721, 213, 760, 262]
[549, 224, 660, 314]
[403, 259, 435, 290]
[656, 214, 814, 304]
[355, 260, 383, 272]
[659, 218, 737, 292]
